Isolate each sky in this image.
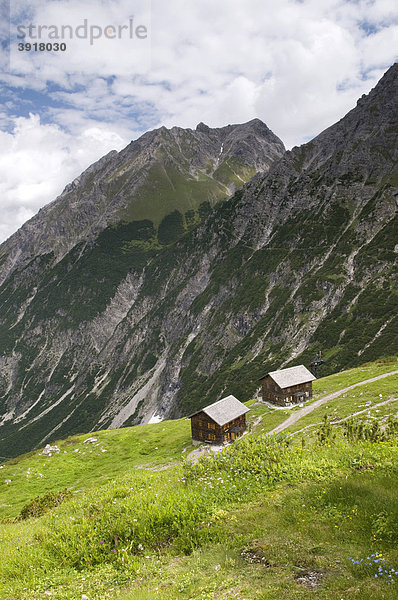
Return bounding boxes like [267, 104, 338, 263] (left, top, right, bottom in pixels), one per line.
[0, 0, 397, 243]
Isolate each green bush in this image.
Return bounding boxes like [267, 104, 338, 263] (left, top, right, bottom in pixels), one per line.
[19, 489, 72, 520]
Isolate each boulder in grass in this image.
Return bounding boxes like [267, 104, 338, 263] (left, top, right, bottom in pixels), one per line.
[41, 444, 60, 456]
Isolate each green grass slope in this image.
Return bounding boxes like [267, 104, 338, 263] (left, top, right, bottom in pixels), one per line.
[0, 419, 192, 520]
[0, 358, 397, 600]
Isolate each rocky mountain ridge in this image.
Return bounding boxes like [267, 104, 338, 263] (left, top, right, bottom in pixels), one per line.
[0, 65, 397, 458]
[0, 118, 284, 285]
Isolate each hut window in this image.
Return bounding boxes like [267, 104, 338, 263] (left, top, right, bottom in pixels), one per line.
[198, 420, 203, 427]
[208, 422, 216, 430]
[208, 433, 216, 441]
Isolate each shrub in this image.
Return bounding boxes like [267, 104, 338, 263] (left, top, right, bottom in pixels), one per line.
[19, 489, 72, 520]
[316, 415, 337, 445]
[342, 415, 398, 443]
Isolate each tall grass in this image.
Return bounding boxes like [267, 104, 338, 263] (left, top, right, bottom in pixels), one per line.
[1, 411, 398, 599]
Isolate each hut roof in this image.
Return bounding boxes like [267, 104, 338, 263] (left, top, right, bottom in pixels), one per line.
[261, 365, 315, 389]
[189, 395, 249, 426]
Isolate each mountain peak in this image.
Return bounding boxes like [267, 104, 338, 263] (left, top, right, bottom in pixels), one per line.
[196, 122, 211, 133]
[0, 116, 285, 286]
[195, 118, 270, 134]
[274, 62, 398, 179]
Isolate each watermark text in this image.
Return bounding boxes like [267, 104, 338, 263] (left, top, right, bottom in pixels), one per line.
[16, 17, 148, 46]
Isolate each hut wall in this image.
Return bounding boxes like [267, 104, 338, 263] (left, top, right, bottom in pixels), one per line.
[261, 376, 313, 406]
[220, 414, 246, 441]
[191, 412, 247, 444]
[191, 412, 223, 443]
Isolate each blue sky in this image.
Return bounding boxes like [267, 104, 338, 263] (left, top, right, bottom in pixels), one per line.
[0, 0, 397, 242]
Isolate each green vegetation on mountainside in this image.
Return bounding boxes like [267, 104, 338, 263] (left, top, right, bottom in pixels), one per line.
[0, 366, 397, 600]
[0, 360, 397, 600]
[172, 182, 398, 417]
[119, 160, 230, 226]
[0, 418, 191, 519]
[1, 358, 396, 514]
[1, 166, 396, 458]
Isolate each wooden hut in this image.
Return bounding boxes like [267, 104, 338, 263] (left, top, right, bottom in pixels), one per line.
[189, 395, 249, 444]
[259, 365, 315, 406]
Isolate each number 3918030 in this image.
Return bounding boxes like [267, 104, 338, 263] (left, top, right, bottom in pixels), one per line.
[18, 42, 66, 51]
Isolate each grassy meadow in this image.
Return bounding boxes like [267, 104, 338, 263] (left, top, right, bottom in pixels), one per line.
[0, 357, 397, 599]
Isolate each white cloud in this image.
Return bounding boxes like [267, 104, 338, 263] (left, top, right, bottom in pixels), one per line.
[0, 114, 128, 243]
[361, 25, 398, 65]
[0, 0, 397, 242]
[9, 0, 151, 81]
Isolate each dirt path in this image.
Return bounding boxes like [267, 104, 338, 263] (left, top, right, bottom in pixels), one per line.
[269, 370, 398, 435]
[186, 442, 226, 463]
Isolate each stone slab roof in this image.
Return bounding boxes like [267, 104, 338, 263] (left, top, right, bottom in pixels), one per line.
[261, 365, 315, 389]
[189, 395, 249, 426]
